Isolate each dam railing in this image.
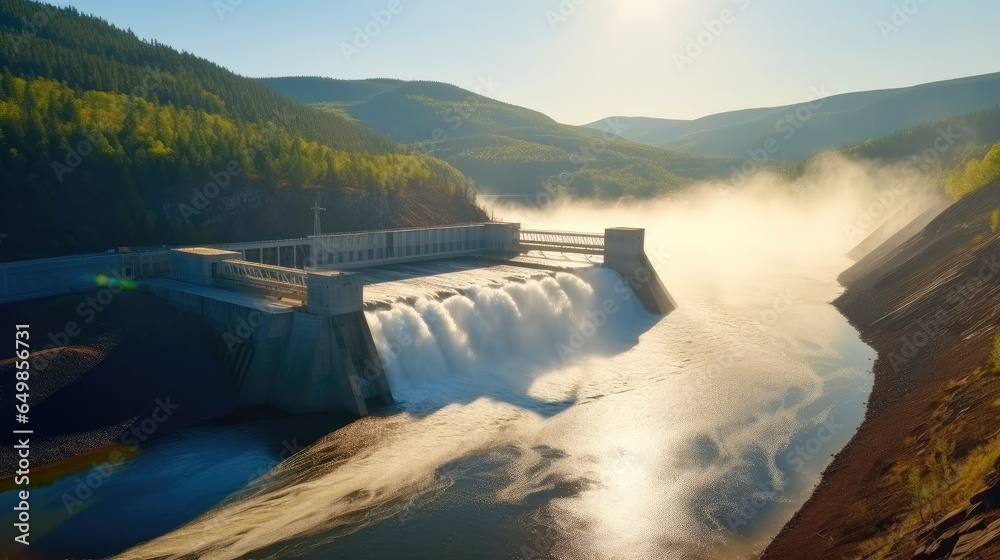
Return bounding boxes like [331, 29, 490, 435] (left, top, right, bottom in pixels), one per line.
[210, 223, 521, 270]
[216, 259, 309, 296]
[516, 230, 606, 255]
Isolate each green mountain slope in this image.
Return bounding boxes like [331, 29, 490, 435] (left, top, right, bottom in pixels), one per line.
[0, 0, 485, 260]
[262, 77, 741, 199]
[588, 73, 1000, 162]
[0, 1, 396, 153]
[838, 106, 1000, 168]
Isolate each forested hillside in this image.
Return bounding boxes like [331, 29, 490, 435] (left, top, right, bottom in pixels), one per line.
[262, 77, 740, 199]
[945, 138, 1000, 200]
[838, 106, 1000, 169]
[0, 0, 484, 260]
[587, 72, 1000, 162]
[0, 0, 393, 152]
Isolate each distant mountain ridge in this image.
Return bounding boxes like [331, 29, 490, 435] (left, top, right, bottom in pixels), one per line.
[258, 76, 405, 105]
[261, 76, 741, 198]
[587, 72, 1000, 162]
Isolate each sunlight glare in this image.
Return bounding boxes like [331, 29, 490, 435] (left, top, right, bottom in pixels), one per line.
[613, 0, 667, 20]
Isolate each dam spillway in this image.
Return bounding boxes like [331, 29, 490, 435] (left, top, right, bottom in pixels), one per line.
[0, 223, 676, 415]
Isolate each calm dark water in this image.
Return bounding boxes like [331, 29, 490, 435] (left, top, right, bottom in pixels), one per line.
[0, 412, 347, 559]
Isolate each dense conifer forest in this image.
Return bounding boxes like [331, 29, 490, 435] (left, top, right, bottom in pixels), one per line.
[0, 0, 484, 259]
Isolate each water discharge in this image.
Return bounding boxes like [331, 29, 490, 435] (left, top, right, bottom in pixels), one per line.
[367, 269, 651, 408]
[111, 157, 931, 559]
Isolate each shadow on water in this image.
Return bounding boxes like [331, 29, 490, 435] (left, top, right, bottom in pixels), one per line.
[2, 267, 660, 559]
[0, 407, 352, 559]
[245, 444, 580, 560]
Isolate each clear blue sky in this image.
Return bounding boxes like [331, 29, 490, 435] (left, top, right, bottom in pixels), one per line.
[53, 0, 1000, 125]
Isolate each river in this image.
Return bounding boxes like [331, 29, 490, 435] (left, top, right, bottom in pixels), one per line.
[3, 184, 879, 559]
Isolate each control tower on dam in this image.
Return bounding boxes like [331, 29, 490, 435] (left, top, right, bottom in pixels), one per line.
[0, 223, 675, 416]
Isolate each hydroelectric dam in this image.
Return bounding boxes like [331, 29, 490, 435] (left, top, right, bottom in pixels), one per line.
[0, 223, 676, 416]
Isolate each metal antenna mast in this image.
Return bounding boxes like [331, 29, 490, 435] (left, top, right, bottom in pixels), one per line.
[312, 193, 326, 237]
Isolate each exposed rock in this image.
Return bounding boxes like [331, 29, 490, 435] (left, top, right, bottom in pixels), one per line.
[763, 180, 1000, 559]
[950, 518, 1000, 559]
[913, 514, 1000, 559]
[970, 481, 1000, 509]
[919, 508, 972, 543]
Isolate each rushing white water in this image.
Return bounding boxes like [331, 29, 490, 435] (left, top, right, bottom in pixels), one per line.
[114, 263, 869, 560]
[113, 268, 661, 560]
[113, 158, 928, 560]
[367, 269, 652, 406]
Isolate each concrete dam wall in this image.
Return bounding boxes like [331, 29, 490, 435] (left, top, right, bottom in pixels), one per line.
[604, 228, 679, 314]
[149, 247, 392, 416]
[153, 283, 391, 416]
[0, 223, 675, 416]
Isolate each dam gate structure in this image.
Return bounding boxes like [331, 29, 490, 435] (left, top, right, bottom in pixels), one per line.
[0, 223, 675, 415]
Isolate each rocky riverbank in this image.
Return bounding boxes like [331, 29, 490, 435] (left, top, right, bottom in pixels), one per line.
[763, 180, 1000, 559]
[0, 289, 240, 479]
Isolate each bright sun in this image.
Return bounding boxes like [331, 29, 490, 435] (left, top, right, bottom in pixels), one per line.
[614, 0, 666, 20]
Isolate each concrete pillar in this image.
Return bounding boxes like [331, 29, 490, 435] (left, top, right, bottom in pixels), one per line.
[605, 227, 644, 258]
[261, 269, 393, 416]
[604, 228, 677, 315]
[167, 248, 242, 286]
[482, 222, 520, 253]
[306, 271, 363, 315]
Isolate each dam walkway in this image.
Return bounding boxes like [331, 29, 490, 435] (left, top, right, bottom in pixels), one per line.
[0, 223, 675, 416]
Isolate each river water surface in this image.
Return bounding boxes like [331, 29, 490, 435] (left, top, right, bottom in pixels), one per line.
[4, 186, 879, 559]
